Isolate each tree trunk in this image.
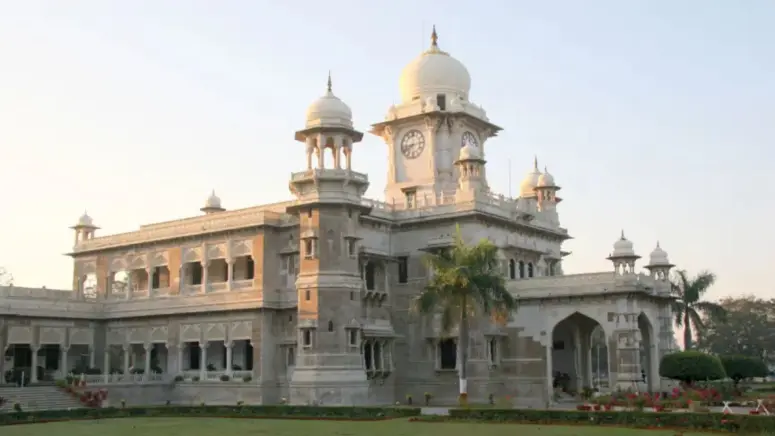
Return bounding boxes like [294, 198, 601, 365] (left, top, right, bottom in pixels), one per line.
[459, 297, 468, 395]
[683, 311, 693, 350]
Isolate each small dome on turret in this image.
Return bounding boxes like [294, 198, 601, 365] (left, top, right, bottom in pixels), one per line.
[648, 242, 671, 266]
[537, 166, 556, 188]
[459, 143, 481, 161]
[201, 190, 225, 213]
[611, 230, 636, 257]
[304, 73, 353, 129]
[76, 211, 94, 227]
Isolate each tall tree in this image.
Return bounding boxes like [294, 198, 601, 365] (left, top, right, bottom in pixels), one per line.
[698, 296, 775, 362]
[671, 269, 726, 350]
[413, 229, 517, 396]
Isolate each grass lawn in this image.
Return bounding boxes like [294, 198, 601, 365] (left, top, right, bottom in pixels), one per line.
[0, 417, 717, 436]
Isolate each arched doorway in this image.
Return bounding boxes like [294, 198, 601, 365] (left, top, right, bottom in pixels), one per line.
[637, 312, 657, 391]
[550, 312, 608, 396]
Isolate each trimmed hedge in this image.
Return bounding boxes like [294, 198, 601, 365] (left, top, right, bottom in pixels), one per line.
[421, 408, 775, 433]
[0, 405, 421, 426]
[660, 351, 726, 383]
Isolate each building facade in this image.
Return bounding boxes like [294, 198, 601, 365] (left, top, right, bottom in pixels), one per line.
[0, 29, 676, 407]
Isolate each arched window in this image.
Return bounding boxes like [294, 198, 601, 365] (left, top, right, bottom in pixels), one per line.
[508, 259, 516, 279]
[528, 262, 534, 278]
[518, 261, 525, 279]
[328, 320, 334, 332]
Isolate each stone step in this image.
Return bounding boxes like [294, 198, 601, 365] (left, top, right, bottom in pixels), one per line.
[0, 386, 85, 411]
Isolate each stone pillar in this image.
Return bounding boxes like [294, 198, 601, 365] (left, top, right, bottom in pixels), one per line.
[225, 342, 233, 376]
[143, 344, 152, 381]
[31, 345, 40, 383]
[226, 260, 233, 292]
[199, 341, 208, 380]
[573, 327, 583, 391]
[122, 345, 131, 375]
[60, 346, 70, 377]
[201, 261, 208, 294]
[125, 273, 133, 300]
[177, 344, 184, 375]
[103, 351, 110, 383]
[545, 344, 553, 404]
[89, 347, 96, 368]
[146, 267, 153, 294]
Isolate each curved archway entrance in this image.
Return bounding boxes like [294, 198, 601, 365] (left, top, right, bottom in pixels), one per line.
[550, 312, 609, 396]
[638, 312, 658, 391]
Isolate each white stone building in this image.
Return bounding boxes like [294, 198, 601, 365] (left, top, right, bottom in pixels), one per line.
[0, 28, 676, 406]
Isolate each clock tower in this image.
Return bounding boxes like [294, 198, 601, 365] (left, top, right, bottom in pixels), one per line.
[371, 27, 501, 207]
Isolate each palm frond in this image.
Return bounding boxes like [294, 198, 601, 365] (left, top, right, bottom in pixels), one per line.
[672, 301, 686, 327]
[695, 300, 726, 321]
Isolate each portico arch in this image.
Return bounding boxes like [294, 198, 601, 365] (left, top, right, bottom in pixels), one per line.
[638, 312, 658, 391]
[550, 312, 608, 396]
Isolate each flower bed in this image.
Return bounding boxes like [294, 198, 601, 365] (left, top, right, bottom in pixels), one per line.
[412, 408, 775, 433]
[56, 379, 108, 408]
[0, 405, 421, 426]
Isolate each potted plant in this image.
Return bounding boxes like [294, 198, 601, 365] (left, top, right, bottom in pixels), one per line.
[424, 392, 432, 406]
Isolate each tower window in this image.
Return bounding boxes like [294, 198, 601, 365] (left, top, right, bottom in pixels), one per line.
[328, 320, 334, 332]
[348, 329, 358, 347]
[303, 239, 315, 258]
[346, 238, 357, 258]
[302, 330, 312, 347]
[304, 289, 311, 301]
[397, 256, 409, 284]
[436, 94, 446, 111]
[405, 190, 417, 209]
[438, 339, 457, 370]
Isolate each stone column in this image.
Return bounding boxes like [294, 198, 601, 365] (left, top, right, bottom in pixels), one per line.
[60, 346, 70, 377]
[199, 341, 208, 380]
[125, 273, 133, 300]
[226, 261, 233, 291]
[103, 350, 110, 383]
[122, 345, 131, 375]
[146, 267, 153, 295]
[177, 344, 184, 375]
[201, 261, 209, 294]
[143, 344, 152, 381]
[573, 327, 583, 391]
[89, 347, 96, 368]
[31, 345, 40, 383]
[225, 342, 233, 376]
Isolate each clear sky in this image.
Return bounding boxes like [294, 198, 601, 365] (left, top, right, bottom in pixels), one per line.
[0, 1, 773, 302]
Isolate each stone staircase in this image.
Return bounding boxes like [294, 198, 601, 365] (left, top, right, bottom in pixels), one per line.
[0, 385, 85, 412]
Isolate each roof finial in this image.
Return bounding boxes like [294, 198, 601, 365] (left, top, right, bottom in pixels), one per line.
[620, 229, 626, 240]
[656, 241, 661, 248]
[544, 165, 548, 173]
[431, 25, 438, 48]
[533, 155, 539, 170]
[326, 71, 332, 94]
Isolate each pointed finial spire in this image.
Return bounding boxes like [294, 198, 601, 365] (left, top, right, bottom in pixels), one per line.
[620, 229, 626, 240]
[431, 25, 438, 48]
[656, 241, 661, 248]
[544, 165, 549, 173]
[326, 71, 332, 94]
[533, 155, 539, 170]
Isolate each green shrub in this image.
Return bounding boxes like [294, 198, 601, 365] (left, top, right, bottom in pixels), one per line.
[439, 408, 774, 433]
[0, 405, 422, 426]
[659, 351, 726, 384]
[720, 355, 769, 385]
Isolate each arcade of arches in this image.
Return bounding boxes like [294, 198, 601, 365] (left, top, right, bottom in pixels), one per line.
[549, 311, 658, 394]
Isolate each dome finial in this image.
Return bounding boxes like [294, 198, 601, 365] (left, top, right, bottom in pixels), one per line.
[544, 165, 548, 173]
[533, 155, 539, 170]
[656, 240, 660, 248]
[620, 229, 626, 240]
[431, 25, 438, 48]
[327, 70, 332, 94]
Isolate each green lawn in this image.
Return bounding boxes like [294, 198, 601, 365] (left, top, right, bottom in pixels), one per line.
[0, 417, 716, 436]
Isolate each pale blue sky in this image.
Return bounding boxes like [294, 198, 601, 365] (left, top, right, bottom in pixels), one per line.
[0, 1, 772, 301]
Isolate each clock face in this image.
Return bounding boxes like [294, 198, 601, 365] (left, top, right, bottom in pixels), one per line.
[462, 131, 479, 148]
[401, 130, 426, 159]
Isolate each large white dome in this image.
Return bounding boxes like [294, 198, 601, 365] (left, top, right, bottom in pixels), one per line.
[399, 27, 471, 104]
[304, 74, 353, 129]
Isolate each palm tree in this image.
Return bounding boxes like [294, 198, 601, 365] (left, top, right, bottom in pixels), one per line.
[413, 228, 517, 396]
[671, 269, 726, 350]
